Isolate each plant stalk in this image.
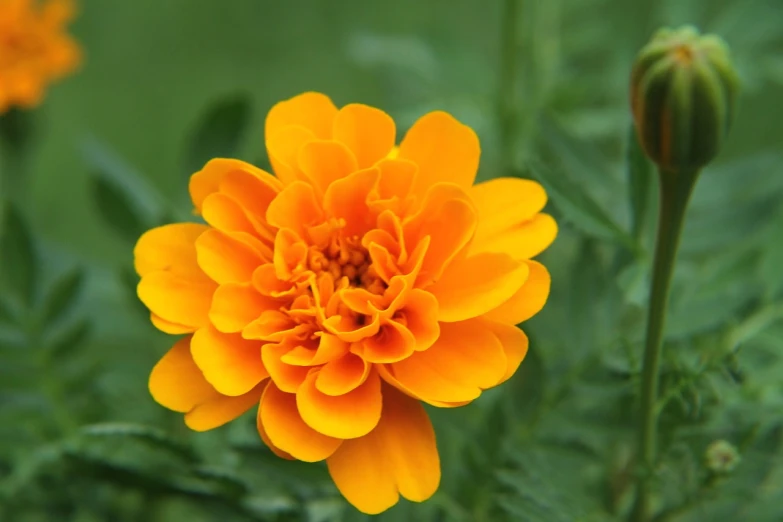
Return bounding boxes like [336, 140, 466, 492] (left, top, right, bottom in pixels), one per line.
[630, 168, 699, 522]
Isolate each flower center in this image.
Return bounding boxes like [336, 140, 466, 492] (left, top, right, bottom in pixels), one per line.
[305, 234, 386, 295]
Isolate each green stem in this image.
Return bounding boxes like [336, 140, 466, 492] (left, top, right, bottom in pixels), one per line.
[498, 0, 521, 177]
[630, 168, 699, 522]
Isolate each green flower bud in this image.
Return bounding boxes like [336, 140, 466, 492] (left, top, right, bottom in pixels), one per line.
[704, 440, 740, 474]
[630, 26, 740, 173]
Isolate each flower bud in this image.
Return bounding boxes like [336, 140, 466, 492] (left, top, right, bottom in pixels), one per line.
[630, 26, 739, 173]
[704, 440, 740, 474]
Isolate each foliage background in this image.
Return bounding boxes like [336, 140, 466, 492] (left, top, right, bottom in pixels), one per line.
[2, 0, 783, 520]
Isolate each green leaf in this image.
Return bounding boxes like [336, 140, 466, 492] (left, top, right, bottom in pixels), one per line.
[526, 159, 638, 253]
[39, 267, 85, 327]
[82, 138, 169, 243]
[81, 422, 199, 463]
[183, 94, 252, 179]
[625, 124, 655, 243]
[0, 202, 38, 307]
[47, 318, 91, 360]
[89, 172, 152, 244]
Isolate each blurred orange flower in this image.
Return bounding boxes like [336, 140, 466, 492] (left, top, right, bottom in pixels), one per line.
[135, 92, 557, 514]
[0, 0, 80, 114]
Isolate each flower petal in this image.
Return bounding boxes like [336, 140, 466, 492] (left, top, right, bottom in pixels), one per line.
[483, 260, 551, 324]
[470, 177, 547, 241]
[217, 166, 282, 230]
[185, 384, 263, 432]
[398, 111, 480, 196]
[150, 314, 193, 334]
[404, 183, 477, 286]
[333, 104, 396, 169]
[149, 336, 215, 413]
[191, 325, 269, 396]
[481, 319, 529, 384]
[471, 213, 558, 260]
[189, 159, 279, 215]
[327, 385, 439, 514]
[428, 252, 529, 322]
[262, 342, 310, 393]
[259, 381, 342, 462]
[195, 229, 265, 285]
[201, 193, 258, 236]
[266, 181, 324, 237]
[399, 289, 440, 352]
[266, 125, 315, 185]
[323, 167, 380, 237]
[134, 223, 208, 278]
[355, 320, 416, 363]
[138, 271, 216, 329]
[297, 140, 358, 195]
[209, 283, 280, 333]
[389, 319, 506, 403]
[265, 92, 337, 141]
[297, 369, 382, 439]
[256, 398, 294, 460]
[316, 352, 371, 396]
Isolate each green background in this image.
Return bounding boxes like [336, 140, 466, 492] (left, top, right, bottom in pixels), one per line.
[2, 0, 783, 520]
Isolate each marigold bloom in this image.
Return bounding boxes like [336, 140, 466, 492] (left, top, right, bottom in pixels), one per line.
[135, 93, 557, 514]
[0, 0, 80, 114]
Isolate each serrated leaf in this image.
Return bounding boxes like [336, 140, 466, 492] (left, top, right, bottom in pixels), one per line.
[0, 203, 38, 307]
[184, 94, 252, 179]
[526, 159, 638, 253]
[47, 318, 91, 360]
[39, 267, 84, 327]
[80, 423, 198, 463]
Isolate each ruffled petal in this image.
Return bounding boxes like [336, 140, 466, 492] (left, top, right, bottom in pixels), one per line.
[297, 140, 358, 195]
[137, 272, 216, 329]
[265, 181, 324, 237]
[297, 369, 382, 439]
[191, 325, 269, 396]
[327, 385, 439, 514]
[209, 283, 280, 333]
[470, 177, 547, 241]
[262, 342, 310, 393]
[195, 229, 265, 285]
[398, 111, 480, 196]
[471, 213, 558, 261]
[403, 183, 477, 286]
[316, 352, 371, 396]
[332, 104, 396, 169]
[259, 381, 342, 462]
[189, 159, 279, 215]
[388, 319, 506, 403]
[483, 260, 551, 324]
[323, 167, 381, 237]
[481, 319, 529, 384]
[134, 223, 208, 278]
[184, 384, 263, 432]
[265, 92, 337, 141]
[428, 252, 529, 322]
[148, 336, 215, 413]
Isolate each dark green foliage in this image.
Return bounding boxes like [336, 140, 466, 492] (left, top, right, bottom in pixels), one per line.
[3, 0, 783, 521]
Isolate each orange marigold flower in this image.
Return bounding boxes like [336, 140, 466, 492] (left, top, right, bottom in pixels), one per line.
[0, 0, 81, 114]
[135, 92, 557, 514]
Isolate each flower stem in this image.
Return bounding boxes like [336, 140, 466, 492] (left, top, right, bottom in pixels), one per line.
[630, 168, 699, 522]
[498, 0, 521, 177]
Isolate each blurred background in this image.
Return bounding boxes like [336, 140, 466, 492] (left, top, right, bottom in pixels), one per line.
[2, 0, 783, 520]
